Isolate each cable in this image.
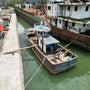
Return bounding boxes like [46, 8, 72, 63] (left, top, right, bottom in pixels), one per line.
[25, 58, 46, 88]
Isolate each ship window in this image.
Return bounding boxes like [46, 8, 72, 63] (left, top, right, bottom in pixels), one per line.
[75, 6, 78, 11]
[68, 6, 70, 11]
[72, 22, 75, 27]
[85, 6, 89, 11]
[38, 32, 41, 34]
[79, 29, 81, 32]
[59, 20, 61, 23]
[48, 6, 51, 10]
[83, 24, 86, 27]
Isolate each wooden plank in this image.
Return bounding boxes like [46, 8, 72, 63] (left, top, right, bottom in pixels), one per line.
[3, 44, 38, 54]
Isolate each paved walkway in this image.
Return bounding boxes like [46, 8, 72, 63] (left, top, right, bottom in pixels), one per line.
[0, 13, 24, 90]
[0, 39, 3, 53]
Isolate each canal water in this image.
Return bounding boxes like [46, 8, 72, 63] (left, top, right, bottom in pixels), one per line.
[17, 17, 90, 90]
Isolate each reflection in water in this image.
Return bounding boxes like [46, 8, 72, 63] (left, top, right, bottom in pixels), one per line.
[17, 17, 90, 90]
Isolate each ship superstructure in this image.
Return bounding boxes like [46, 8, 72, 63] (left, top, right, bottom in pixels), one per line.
[47, 0, 90, 33]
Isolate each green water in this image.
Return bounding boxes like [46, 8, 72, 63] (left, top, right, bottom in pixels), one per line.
[17, 17, 90, 90]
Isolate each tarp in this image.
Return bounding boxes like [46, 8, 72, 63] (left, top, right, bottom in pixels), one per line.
[0, 24, 4, 31]
[34, 24, 51, 32]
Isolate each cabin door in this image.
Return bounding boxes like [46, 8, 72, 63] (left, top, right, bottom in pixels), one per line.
[65, 21, 68, 30]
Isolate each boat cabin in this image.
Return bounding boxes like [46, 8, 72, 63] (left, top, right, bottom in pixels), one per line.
[24, 23, 78, 73]
[38, 34, 59, 54]
[34, 23, 59, 54]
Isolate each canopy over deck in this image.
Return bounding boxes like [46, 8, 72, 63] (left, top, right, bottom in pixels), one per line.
[40, 34, 59, 45]
[34, 23, 51, 32]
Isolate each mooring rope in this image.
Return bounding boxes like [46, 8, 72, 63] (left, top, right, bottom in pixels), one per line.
[64, 33, 80, 48]
[25, 57, 46, 88]
[55, 33, 80, 53]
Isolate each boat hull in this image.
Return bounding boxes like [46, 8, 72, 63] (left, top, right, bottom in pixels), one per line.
[24, 33, 77, 74]
[50, 26, 90, 51]
[31, 45, 77, 74]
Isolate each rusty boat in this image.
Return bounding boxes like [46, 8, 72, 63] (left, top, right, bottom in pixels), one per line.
[24, 23, 78, 74]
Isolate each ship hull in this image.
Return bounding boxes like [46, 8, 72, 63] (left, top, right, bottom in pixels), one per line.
[15, 8, 90, 51]
[50, 26, 90, 51]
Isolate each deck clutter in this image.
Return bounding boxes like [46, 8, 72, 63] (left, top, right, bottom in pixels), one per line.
[24, 22, 78, 74]
[0, 13, 11, 53]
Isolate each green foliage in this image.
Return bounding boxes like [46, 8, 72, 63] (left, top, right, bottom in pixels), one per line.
[32, 2, 35, 6]
[44, 0, 47, 4]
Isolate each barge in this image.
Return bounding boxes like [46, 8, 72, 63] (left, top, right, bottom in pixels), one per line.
[15, 0, 90, 51]
[24, 23, 78, 74]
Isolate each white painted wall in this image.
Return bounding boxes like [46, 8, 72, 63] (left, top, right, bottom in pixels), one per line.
[47, 3, 53, 17]
[53, 4, 58, 17]
[56, 18, 88, 33]
[68, 22, 88, 33]
[47, 3, 60, 18]
[47, 3, 90, 19]
[51, 18, 56, 26]
[65, 5, 90, 19]
[15, 4, 21, 8]
[25, 4, 33, 9]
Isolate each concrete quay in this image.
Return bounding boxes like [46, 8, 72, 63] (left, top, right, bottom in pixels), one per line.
[0, 7, 14, 15]
[0, 13, 24, 90]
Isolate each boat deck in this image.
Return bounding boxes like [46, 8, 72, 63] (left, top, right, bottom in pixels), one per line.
[30, 36, 74, 65]
[48, 53, 70, 64]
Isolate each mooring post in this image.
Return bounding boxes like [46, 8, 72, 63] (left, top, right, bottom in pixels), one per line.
[42, 31, 44, 52]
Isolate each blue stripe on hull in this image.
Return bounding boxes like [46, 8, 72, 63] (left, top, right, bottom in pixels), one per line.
[44, 59, 77, 71]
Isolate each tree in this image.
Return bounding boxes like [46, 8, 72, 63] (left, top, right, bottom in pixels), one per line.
[32, 2, 35, 6]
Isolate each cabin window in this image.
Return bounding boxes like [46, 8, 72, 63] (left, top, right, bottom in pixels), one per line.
[75, 6, 78, 11]
[29, 5, 30, 8]
[48, 6, 51, 10]
[85, 6, 89, 11]
[72, 22, 75, 27]
[59, 20, 61, 23]
[83, 24, 86, 27]
[79, 29, 81, 32]
[38, 32, 41, 34]
[68, 6, 70, 11]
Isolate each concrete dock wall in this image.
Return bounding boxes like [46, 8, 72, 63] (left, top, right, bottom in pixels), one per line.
[0, 13, 24, 90]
